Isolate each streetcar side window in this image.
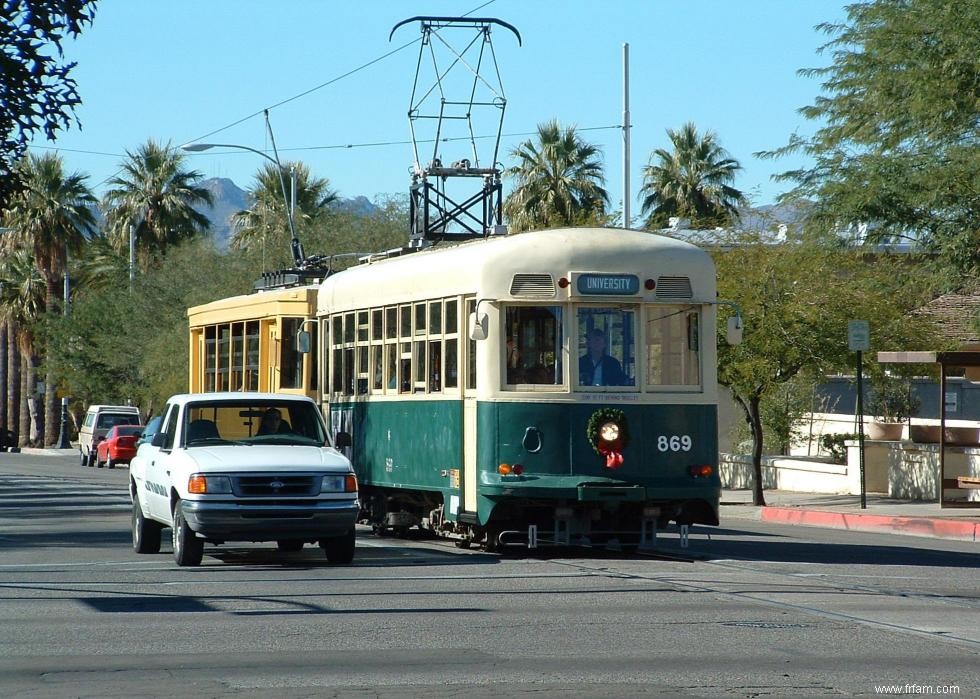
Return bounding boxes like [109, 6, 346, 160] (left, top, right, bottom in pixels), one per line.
[503, 306, 564, 388]
[645, 305, 701, 389]
[280, 317, 304, 389]
[465, 298, 477, 390]
[245, 321, 259, 391]
[329, 299, 463, 397]
[204, 326, 217, 392]
[576, 308, 636, 388]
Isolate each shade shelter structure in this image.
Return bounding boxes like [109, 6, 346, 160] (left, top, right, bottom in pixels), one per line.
[878, 351, 980, 508]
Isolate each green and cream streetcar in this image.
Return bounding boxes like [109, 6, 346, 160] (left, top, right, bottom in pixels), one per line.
[317, 227, 728, 549]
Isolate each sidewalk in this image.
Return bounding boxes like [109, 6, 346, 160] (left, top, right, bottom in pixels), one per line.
[722, 488, 980, 543]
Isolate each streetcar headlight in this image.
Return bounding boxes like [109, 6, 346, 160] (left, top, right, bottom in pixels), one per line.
[188, 474, 232, 494]
[599, 421, 620, 442]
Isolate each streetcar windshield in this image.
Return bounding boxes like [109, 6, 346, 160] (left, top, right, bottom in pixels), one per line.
[577, 307, 636, 388]
[645, 305, 701, 388]
[504, 306, 563, 387]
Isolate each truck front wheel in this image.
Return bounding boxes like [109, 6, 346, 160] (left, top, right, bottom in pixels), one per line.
[172, 501, 204, 567]
[320, 529, 355, 564]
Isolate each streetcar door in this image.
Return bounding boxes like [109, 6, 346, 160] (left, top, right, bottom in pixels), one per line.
[461, 297, 479, 515]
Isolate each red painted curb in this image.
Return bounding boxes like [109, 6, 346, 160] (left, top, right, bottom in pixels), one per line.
[760, 507, 980, 542]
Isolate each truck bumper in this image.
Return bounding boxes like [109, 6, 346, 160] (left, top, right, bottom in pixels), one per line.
[180, 499, 359, 542]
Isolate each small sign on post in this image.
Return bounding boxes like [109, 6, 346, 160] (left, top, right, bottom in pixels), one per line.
[848, 320, 870, 351]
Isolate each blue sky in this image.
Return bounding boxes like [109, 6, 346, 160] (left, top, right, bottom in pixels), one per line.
[29, 0, 849, 214]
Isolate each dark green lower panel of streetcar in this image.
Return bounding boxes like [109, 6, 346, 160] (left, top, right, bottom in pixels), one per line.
[331, 398, 720, 535]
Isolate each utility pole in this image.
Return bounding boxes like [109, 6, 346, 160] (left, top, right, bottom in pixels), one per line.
[129, 224, 135, 291]
[623, 42, 631, 230]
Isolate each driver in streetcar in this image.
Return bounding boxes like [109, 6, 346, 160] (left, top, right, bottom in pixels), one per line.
[579, 328, 627, 386]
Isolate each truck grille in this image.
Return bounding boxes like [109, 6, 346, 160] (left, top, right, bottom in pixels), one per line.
[234, 475, 318, 496]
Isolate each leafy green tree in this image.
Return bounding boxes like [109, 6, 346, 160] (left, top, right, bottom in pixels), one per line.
[761, 0, 980, 286]
[640, 122, 745, 230]
[503, 120, 609, 232]
[231, 161, 337, 258]
[0, 245, 45, 445]
[300, 194, 410, 269]
[0, 0, 97, 209]
[2, 152, 96, 442]
[102, 140, 213, 268]
[714, 230, 939, 505]
[44, 239, 255, 413]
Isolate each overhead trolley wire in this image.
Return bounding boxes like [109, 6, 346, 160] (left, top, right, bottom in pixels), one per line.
[187, 0, 500, 145]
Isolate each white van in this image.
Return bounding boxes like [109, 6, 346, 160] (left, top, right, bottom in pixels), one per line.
[79, 405, 141, 467]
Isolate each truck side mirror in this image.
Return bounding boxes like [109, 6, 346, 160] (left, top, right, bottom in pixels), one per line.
[334, 431, 352, 448]
[151, 432, 165, 448]
[469, 312, 488, 341]
[297, 330, 311, 354]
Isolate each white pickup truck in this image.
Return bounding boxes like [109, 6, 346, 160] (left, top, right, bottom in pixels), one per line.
[129, 392, 358, 567]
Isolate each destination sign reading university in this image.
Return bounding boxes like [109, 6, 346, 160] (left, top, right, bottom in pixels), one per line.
[577, 274, 639, 295]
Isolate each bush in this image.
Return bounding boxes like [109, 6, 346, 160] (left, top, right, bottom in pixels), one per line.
[867, 376, 920, 422]
[820, 433, 857, 463]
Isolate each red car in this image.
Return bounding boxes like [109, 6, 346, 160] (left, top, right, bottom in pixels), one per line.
[95, 424, 144, 469]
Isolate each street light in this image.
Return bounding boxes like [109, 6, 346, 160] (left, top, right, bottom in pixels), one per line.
[180, 140, 302, 266]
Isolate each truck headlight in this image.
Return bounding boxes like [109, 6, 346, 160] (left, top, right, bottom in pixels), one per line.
[188, 474, 232, 494]
[321, 473, 358, 493]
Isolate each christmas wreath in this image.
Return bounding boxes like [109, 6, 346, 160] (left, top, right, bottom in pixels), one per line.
[585, 407, 630, 469]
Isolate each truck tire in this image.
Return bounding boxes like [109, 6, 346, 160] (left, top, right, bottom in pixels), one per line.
[321, 529, 355, 564]
[132, 498, 162, 554]
[172, 501, 204, 567]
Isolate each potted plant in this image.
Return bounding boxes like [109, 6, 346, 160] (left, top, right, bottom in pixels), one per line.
[866, 376, 920, 441]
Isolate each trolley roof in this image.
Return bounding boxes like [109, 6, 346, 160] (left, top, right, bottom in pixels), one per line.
[317, 227, 715, 314]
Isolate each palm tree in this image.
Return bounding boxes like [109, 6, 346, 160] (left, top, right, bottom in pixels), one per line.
[639, 122, 746, 230]
[102, 140, 213, 268]
[0, 246, 45, 445]
[503, 120, 610, 232]
[231, 161, 337, 257]
[3, 153, 96, 443]
[73, 233, 129, 293]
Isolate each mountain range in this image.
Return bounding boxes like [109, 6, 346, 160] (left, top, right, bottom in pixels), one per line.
[196, 178, 378, 249]
[195, 177, 806, 249]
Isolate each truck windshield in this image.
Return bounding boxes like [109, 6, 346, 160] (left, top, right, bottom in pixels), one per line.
[183, 401, 327, 447]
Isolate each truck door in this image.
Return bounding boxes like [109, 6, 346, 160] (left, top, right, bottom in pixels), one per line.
[145, 404, 179, 522]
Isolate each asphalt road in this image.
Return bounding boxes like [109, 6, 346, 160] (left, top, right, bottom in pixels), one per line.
[1, 452, 977, 698]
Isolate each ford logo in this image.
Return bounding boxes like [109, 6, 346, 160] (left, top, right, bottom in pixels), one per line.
[269, 480, 284, 491]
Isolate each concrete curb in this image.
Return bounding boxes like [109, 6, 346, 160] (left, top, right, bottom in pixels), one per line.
[16, 447, 78, 457]
[761, 506, 980, 543]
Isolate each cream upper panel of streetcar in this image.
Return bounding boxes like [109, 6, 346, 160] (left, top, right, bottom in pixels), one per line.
[316, 227, 715, 314]
[187, 285, 318, 326]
